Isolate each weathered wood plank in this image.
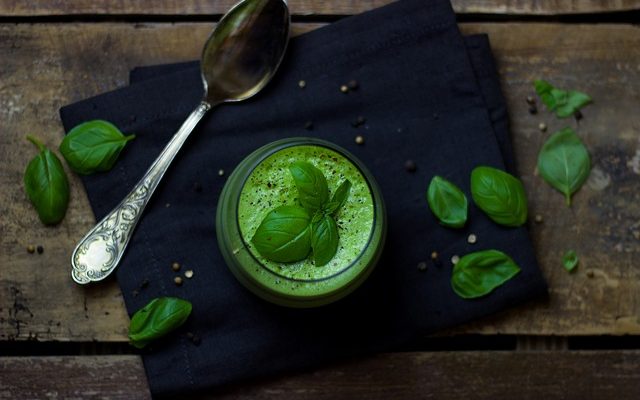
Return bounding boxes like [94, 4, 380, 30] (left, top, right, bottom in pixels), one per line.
[0, 0, 639, 17]
[2, 352, 640, 399]
[0, 356, 151, 400]
[1, 22, 639, 341]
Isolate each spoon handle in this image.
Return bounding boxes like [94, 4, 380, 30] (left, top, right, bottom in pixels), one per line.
[71, 101, 212, 284]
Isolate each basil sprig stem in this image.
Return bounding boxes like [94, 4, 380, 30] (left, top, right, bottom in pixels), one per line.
[252, 161, 351, 266]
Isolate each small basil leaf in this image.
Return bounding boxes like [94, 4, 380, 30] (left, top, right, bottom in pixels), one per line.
[251, 205, 312, 263]
[128, 297, 192, 349]
[451, 249, 521, 299]
[289, 161, 329, 212]
[311, 215, 339, 267]
[426, 176, 468, 228]
[60, 120, 135, 175]
[328, 180, 351, 214]
[537, 127, 590, 206]
[470, 166, 528, 227]
[24, 135, 70, 225]
[562, 250, 579, 272]
[322, 201, 341, 215]
[534, 80, 591, 118]
[311, 211, 323, 224]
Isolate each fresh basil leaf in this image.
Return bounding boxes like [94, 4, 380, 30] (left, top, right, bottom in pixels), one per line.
[537, 127, 590, 206]
[24, 135, 70, 225]
[451, 249, 521, 299]
[251, 205, 312, 263]
[534, 80, 591, 118]
[562, 250, 579, 272]
[311, 215, 339, 266]
[289, 161, 329, 212]
[470, 166, 528, 227]
[426, 176, 468, 228]
[60, 120, 135, 175]
[128, 297, 192, 349]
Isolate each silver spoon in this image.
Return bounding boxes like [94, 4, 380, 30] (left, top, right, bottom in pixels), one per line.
[71, 0, 290, 284]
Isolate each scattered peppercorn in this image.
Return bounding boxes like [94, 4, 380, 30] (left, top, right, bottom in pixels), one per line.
[171, 262, 181, 272]
[347, 80, 359, 90]
[574, 110, 583, 121]
[351, 116, 366, 128]
[174, 276, 183, 286]
[417, 261, 428, 272]
[432, 113, 440, 120]
[218, 169, 225, 177]
[184, 270, 194, 279]
[526, 96, 535, 105]
[355, 135, 365, 145]
[528, 105, 538, 115]
[304, 121, 314, 130]
[534, 214, 543, 224]
[27, 245, 35, 254]
[298, 80, 306, 89]
[340, 85, 349, 93]
[132, 289, 139, 297]
[451, 255, 460, 265]
[586, 270, 594, 278]
[36, 245, 44, 254]
[193, 182, 203, 193]
[431, 251, 439, 260]
[538, 122, 547, 132]
[404, 159, 417, 172]
[140, 279, 149, 289]
[165, 203, 171, 208]
[467, 234, 477, 244]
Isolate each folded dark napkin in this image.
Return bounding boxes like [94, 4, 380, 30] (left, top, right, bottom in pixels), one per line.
[60, 0, 546, 396]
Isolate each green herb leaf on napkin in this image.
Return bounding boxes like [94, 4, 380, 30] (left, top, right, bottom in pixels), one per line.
[60, 120, 135, 175]
[470, 166, 528, 227]
[451, 250, 521, 299]
[537, 127, 590, 206]
[24, 135, 70, 225]
[426, 176, 468, 228]
[534, 80, 591, 118]
[128, 297, 192, 349]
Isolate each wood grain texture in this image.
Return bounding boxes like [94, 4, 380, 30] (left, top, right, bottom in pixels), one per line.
[2, 352, 640, 399]
[0, 356, 151, 400]
[0, 0, 639, 17]
[1, 22, 639, 341]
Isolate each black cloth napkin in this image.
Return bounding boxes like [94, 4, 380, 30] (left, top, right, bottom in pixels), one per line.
[60, 0, 547, 396]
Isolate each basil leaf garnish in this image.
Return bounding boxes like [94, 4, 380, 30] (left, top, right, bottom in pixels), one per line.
[323, 180, 351, 215]
[534, 80, 591, 118]
[451, 249, 521, 299]
[537, 127, 590, 206]
[470, 166, 528, 227]
[251, 205, 312, 263]
[128, 297, 192, 349]
[60, 120, 135, 175]
[24, 135, 70, 225]
[311, 214, 339, 267]
[562, 250, 578, 272]
[289, 161, 329, 212]
[426, 176, 468, 228]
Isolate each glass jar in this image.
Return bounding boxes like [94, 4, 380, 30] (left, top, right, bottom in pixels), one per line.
[216, 137, 386, 307]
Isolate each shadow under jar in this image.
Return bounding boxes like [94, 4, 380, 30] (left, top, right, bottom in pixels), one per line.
[216, 137, 386, 308]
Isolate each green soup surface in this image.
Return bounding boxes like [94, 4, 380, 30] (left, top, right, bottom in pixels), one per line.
[238, 145, 374, 283]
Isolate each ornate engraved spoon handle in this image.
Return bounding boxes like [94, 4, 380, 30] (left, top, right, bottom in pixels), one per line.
[71, 101, 212, 284]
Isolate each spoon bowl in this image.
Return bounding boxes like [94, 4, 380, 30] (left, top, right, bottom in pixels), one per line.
[71, 0, 290, 285]
[202, 0, 290, 104]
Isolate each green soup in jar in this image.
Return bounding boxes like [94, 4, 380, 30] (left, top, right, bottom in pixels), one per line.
[216, 138, 386, 307]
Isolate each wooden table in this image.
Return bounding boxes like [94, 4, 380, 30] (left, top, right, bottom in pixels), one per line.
[2, 1, 640, 398]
